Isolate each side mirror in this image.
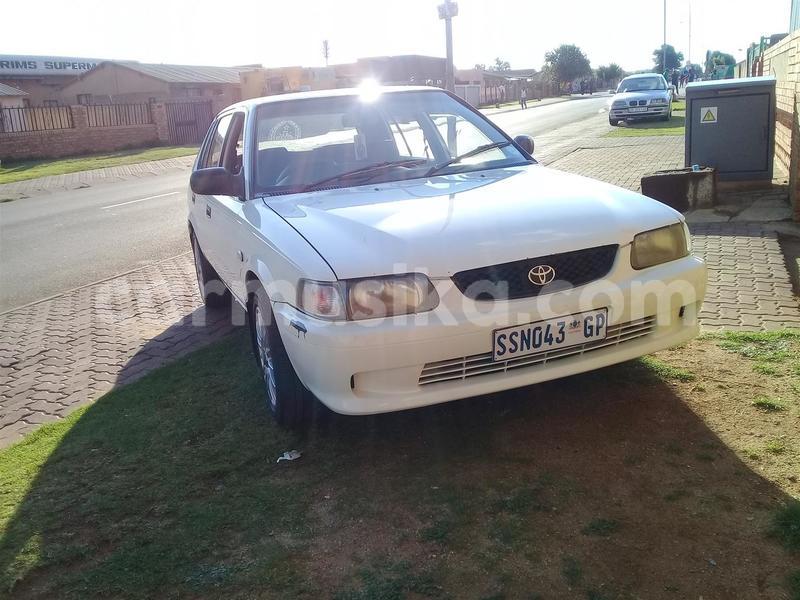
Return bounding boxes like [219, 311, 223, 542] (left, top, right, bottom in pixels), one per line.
[190, 167, 244, 198]
[513, 134, 535, 156]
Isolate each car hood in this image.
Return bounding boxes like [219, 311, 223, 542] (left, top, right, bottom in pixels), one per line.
[611, 91, 669, 105]
[263, 165, 682, 280]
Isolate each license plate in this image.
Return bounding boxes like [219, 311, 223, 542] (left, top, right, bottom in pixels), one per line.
[492, 309, 608, 362]
[628, 106, 648, 113]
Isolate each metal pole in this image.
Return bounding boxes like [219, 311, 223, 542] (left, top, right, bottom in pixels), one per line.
[663, 0, 667, 73]
[444, 3, 455, 92]
[687, 0, 692, 65]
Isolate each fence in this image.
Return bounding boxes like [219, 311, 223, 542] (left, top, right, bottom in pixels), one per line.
[0, 106, 73, 133]
[86, 103, 153, 128]
[165, 101, 214, 145]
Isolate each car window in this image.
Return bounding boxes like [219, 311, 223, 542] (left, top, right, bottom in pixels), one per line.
[253, 91, 528, 194]
[202, 114, 233, 168]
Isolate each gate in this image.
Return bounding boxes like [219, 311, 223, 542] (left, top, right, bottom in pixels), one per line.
[165, 101, 214, 145]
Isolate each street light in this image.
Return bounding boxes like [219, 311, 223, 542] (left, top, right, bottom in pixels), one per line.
[437, 0, 458, 92]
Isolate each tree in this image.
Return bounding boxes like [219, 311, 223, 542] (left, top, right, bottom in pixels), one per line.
[474, 63, 487, 71]
[489, 57, 511, 72]
[652, 44, 684, 73]
[704, 50, 736, 74]
[596, 63, 625, 86]
[543, 44, 592, 86]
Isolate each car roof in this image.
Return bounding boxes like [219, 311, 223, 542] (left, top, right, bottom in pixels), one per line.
[225, 85, 443, 113]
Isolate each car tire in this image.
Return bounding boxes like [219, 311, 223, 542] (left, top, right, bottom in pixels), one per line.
[609, 119, 619, 126]
[191, 233, 230, 309]
[248, 283, 311, 428]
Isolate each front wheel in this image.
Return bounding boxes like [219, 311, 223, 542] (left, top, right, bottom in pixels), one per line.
[249, 284, 311, 427]
[609, 119, 619, 126]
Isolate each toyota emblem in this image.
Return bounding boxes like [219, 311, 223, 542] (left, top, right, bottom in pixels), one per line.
[528, 264, 556, 286]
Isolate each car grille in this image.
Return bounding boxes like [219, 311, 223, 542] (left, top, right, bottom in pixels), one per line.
[451, 244, 618, 301]
[418, 316, 656, 386]
[628, 100, 648, 106]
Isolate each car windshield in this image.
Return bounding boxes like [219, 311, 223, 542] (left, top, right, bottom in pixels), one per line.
[617, 77, 666, 93]
[252, 90, 529, 195]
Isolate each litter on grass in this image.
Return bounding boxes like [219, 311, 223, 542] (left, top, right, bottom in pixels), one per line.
[276, 450, 302, 463]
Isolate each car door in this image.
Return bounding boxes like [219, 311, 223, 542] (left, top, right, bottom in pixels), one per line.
[193, 113, 234, 274]
[204, 111, 248, 303]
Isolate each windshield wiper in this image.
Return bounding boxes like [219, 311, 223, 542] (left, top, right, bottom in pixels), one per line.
[301, 158, 429, 192]
[426, 141, 511, 177]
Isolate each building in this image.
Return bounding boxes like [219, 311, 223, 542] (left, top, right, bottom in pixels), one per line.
[240, 66, 338, 99]
[456, 68, 545, 106]
[58, 61, 244, 109]
[239, 55, 446, 101]
[0, 54, 101, 105]
[0, 83, 29, 108]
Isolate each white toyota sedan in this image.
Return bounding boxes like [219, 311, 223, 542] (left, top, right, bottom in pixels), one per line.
[188, 86, 706, 426]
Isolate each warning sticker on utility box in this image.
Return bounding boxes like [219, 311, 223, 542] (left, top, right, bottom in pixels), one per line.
[700, 106, 718, 124]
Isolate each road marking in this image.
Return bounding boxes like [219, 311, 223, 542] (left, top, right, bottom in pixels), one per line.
[101, 191, 181, 210]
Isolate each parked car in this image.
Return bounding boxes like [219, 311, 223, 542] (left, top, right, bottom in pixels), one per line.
[188, 86, 706, 426]
[608, 74, 673, 126]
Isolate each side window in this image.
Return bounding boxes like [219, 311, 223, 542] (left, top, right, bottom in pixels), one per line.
[202, 114, 233, 168]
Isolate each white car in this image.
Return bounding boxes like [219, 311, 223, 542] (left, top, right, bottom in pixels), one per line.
[188, 86, 706, 426]
[608, 74, 673, 126]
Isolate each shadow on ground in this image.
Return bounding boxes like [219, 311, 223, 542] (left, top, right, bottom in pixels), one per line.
[0, 330, 797, 599]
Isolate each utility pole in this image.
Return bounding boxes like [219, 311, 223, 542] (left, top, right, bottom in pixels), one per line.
[438, 0, 458, 92]
[322, 40, 330, 67]
[687, 0, 692, 65]
[663, 0, 667, 73]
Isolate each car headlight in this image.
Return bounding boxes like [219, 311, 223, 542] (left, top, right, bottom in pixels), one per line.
[298, 274, 439, 321]
[650, 97, 668, 105]
[630, 222, 690, 269]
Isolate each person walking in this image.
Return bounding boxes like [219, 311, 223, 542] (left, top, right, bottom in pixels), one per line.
[519, 87, 527, 109]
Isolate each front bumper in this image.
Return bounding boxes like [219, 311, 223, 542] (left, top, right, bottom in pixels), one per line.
[610, 105, 669, 119]
[273, 250, 706, 415]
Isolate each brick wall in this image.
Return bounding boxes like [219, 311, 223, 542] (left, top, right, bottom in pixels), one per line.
[763, 31, 800, 220]
[0, 103, 171, 162]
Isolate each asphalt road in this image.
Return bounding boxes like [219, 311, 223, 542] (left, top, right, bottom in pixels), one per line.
[0, 95, 609, 312]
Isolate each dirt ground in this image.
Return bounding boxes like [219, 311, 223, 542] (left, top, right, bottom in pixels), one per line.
[298, 334, 800, 599]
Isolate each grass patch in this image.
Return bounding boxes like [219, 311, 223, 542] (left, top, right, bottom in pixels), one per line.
[753, 362, 782, 376]
[0, 145, 198, 184]
[765, 440, 788, 455]
[334, 561, 441, 599]
[789, 570, 800, 600]
[604, 114, 685, 137]
[712, 330, 800, 363]
[771, 501, 800, 553]
[581, 518, 620, 537]
[672, 100, 686, 111]
[639, 356, 695, 382]
[561, 556, 583, 586]
[0, 333, 308, 598]
[752, 396, 786, 412]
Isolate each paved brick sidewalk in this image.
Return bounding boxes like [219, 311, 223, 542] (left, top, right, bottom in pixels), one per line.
[547, 135, 800, 331]
[0, 254, 237, 447]
[0, 155, 195, 200]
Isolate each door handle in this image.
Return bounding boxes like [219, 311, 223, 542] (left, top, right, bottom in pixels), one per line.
[191, 193, 196, 204]
[205, 205, 212, 218]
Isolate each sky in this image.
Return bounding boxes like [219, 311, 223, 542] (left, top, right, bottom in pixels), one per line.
[2, 0, 792, 72]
